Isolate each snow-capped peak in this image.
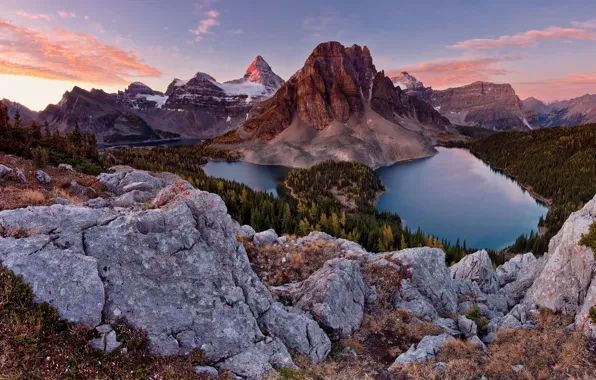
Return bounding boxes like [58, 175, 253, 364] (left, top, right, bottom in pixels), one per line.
[391, 71, 425, 91]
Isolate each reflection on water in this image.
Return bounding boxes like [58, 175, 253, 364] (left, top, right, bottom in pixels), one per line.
[199, 148, 547, 249]
[375, 147, 548, 249]
[202, 161, 290, 197]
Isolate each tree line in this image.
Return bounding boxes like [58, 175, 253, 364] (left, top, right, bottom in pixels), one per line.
[105, 147, 491, 264]
[471, 124, 596, 255]
[0, 103, 101, 174]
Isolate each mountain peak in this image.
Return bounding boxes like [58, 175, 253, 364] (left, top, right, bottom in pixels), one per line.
[247, 55, 272, 74]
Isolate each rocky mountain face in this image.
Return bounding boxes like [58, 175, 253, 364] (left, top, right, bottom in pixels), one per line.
[391, 72, 433, 102]
[242, 42, 449, 169]
[1, 99, 39, 125]
[394, 73, 536, 131]
[35, 57, 284, 145]
[2, 163, 595, 378]
[523, 94, 596, 127]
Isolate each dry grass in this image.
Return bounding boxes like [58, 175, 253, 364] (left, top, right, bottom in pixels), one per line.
[245, 238, 346, 286]
[50, 187, 84, 205]
[0, 152, 110, 211]
[0, 225, 40, 238]
[395, 310, 596, 380]
[485, 310, 595, 379]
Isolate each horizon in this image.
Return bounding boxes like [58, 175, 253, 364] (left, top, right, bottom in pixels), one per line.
[2, 0, 596, 110]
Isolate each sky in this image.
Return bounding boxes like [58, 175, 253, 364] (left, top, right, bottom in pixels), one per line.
[2, 0, 596, 111]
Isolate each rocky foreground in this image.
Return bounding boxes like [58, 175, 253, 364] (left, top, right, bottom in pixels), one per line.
[0, 166, 595, 378]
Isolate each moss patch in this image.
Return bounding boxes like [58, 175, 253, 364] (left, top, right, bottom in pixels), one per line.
[579, 222, 596, 258]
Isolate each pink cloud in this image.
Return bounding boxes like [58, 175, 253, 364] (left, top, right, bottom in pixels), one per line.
[57, 11, 77, 19]
[451, 27, 596, 50]
[189, 10, 220, 41]
[390, 55, 520, 88]
[0, 19, 161, 85]
[15, 11, 50, 21]
[571, 19, 596, 29]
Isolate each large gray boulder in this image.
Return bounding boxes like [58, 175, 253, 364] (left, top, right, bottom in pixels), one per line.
[0, 170, 331, 378]
[253, 229, 278, 246]
[392, 248, 458, 315]
[97, 166, 170, 197]
[282, 258, 365, 340]
[524, 196, 596, 314]
[389, 334, 455, 369]
[0, 234, 104, 327]
[451, 250, 499, 294]
[260, 304, 331, 362]
[496, 253, 537, 286]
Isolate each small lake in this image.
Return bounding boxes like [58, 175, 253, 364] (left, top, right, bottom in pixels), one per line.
[202, 161, 290, 197]
[376, 147, 548, 249]
[200, 148, 548, 250]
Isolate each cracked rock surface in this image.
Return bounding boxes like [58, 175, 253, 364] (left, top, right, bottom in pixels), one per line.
[0, 166, 330, 379]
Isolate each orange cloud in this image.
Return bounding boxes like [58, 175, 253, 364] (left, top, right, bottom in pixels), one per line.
[15, 11, 50, 21]
[0, 19, 162, 85]
[451, 27, 596, 50]
[390, 56, 520, 88]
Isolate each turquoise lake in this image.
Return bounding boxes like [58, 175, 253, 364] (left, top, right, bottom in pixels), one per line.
[202, 147, 548, 249]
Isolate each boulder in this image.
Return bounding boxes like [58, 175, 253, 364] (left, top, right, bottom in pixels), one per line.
[58, 163, 74, 171]
[496, 253, 537, 286]
[194, 366, 219, 379]
[259, 304, 331, 362]
[458, 315, 478, 338]
[15, 168, 26, 183]
[282, 258, 365, 340]
[467, 335, 487, 352]
[389, 334, 455, 369]
[0, 164, 13, 178]
[0, 236, 104, 328]
[35, 170, 51, 184]
[451, 250, 499, 294]
[0, 170, 332, 377]
[524, 196, 596, 314]
[253, 229, 278, 246]
[392, 248, 458, 315]
[395, 279, 439, 321]
[499, 257, 545, 308]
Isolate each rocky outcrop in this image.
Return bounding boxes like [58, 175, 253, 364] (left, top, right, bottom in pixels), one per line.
[496, 252, 536, 286]
[451, 250, 499, 294]
[277, 258, 365, 340]
[524, 196, 596, 314]
[0, 168, 333, 379]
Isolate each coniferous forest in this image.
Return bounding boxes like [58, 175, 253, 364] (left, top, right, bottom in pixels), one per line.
[471, 123, 596, 254]
[0, 103, 101, 174]
[104, 146, 483, 264]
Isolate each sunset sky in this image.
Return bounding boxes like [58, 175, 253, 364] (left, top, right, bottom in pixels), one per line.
[2, 0, 596, 110]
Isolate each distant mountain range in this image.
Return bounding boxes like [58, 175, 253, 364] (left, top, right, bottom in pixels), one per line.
[391, 73, 537, 131]
[6, 56, 285, 145]
[522, 94, 596, 128]
[3, 41, 596, 154]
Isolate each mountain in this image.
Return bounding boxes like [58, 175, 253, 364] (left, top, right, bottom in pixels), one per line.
[1, 99, 39, 125]
[242, 42, 450, 169]
[394, 73, 536, 131]
[523, 94, 596, 128]
[37, 56, 284, 145]
[391, 72, 432, 102]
